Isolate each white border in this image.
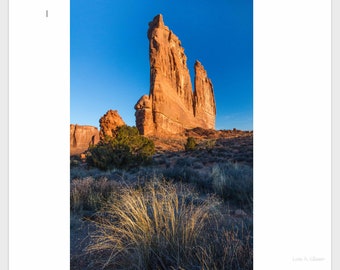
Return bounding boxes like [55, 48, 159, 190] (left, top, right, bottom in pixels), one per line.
[254, 0, 331, 269]
[1, 0, 9, 268]
[9, 1, 70, 269]
[332, 0, 340, 268]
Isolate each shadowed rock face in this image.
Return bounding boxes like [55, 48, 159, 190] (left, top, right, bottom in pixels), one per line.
[135, 14, 216, 136]
[99, 110, 126, 140]
[70, 124, 99, 155]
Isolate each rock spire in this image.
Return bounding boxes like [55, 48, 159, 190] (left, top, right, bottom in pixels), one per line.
[135, 14, 216, 136]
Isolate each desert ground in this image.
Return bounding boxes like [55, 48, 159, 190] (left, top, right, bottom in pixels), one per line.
[70, 128, 253, 270]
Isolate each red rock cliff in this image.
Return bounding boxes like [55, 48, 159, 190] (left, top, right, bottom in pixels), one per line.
[70, 124, 99, 155]
[135, 14, 216, 136]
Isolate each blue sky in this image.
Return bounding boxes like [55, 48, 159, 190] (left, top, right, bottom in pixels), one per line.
[71, 0, 253, 131]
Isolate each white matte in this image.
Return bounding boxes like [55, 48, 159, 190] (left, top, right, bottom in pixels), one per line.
[254, 0, 331, 269]
[1, 0, 9, 269]
[9, 1, 70, 269]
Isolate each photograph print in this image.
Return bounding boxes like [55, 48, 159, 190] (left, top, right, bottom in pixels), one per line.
[70, 1, 253, 269]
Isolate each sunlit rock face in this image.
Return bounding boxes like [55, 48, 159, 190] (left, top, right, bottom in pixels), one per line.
[99, 110, 126, 140]
[193, 60, 216, 129]
[70, 124, 99, 155]
[70, 110, 126, 155]
[135, 14, 216, 136]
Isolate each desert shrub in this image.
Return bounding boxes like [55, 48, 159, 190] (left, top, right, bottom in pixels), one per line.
[199, 139, 216, 151]
[70, 177, 120, 213]
[206, 139, 217, 148]
[184, 136, 197, 151]
[86, 142, 131, 170]
[149, 166, 210, 193]
[193, 161, 203, 169]
[115, 126, 155, 158]
[86, 126, 155, 170]
[70, 167, 105, 180]
[174, 157, 193, 167]
[154, 156, 166, 165]
[70, 158, 81, 168]
[86, 180, 222, 269]
[162, 166, 201, 184]
[211, 162, 253, 209]
[200, 223, 253, 270]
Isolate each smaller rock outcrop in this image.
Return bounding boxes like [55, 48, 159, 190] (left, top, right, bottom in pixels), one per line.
[70, 124, 100, 155]
[135, 95, 153, 135]
[99, 110, 126, 140]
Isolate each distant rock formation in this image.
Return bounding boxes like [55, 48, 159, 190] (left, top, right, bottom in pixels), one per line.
[70, 124, 99, 155]
[70, 110, 125, 155]
[99, 109, 126, 140]
[135, 14, 216, 136]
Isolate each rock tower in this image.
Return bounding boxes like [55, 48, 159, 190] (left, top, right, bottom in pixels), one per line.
[135, 14, 216, 136]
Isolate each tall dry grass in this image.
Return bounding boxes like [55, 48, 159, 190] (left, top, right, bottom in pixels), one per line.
[86, 180, 221, 269]
[71, 177, 120, 213]
[85, 180, 252, 269]
[211, 163, 253, 209]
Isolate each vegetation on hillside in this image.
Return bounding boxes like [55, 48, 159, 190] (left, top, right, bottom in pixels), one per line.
[70, 132, 253, 270]
[86, 126, 155, 170]
[184, 136, 197, 151]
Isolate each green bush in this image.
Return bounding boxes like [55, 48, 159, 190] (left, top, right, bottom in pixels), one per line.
[86, 126, 155, 170]
[184, 137, 197, 151]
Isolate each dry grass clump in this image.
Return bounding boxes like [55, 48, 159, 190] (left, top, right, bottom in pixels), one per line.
[71, 177, 120, 213]
[85, 180, 252, 269]
[85, 180, 220, 269]
[211, 163, 253, 209]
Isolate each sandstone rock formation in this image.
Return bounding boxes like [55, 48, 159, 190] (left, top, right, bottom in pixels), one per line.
[70, 124, 100, 155]
[135, 14, 216, 136]
[99, 109, 126, 140]
[193, 61, 216, 129]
